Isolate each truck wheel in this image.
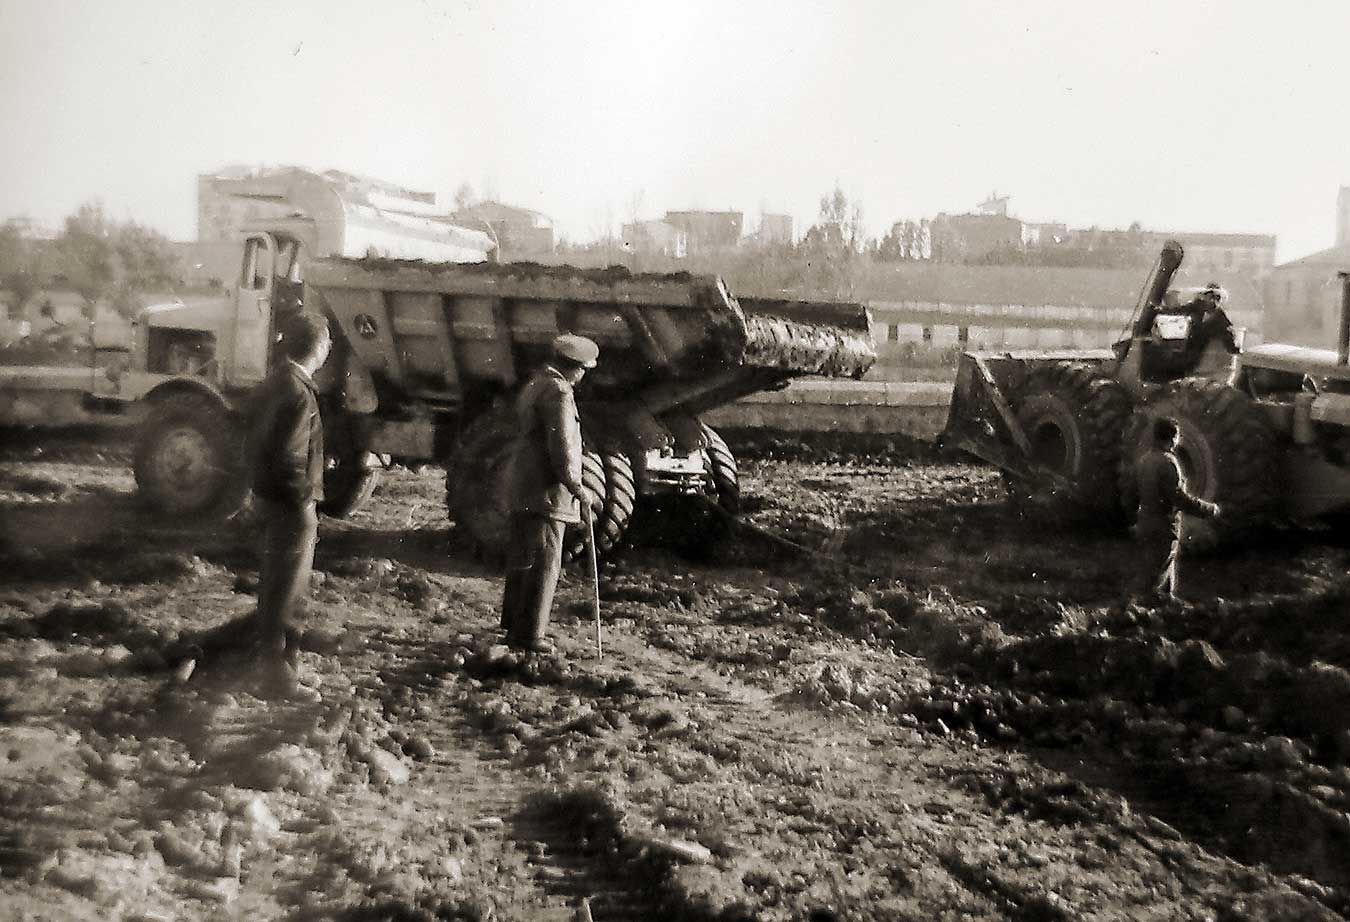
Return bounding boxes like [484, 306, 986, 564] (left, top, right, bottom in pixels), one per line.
[563, 450, 610, 562]
[319, 449, 382, 518]
[563, 450, 635, 562]
[1011, 363, 1131, 520]
[703, 423, 740, 516]
[1119, 378, 1276, 551]
[446, 411, 627, 565]
[445, 409, 516, 562]
[133, 392, 245, 519]
[598, 452, 637, 552]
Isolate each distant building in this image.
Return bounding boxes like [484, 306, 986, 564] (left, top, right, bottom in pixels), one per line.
[975, 192, 1010, 217]
[754, 213, 794, 247]
[930, 211, 1024, 261]
[663, 211, 743, 253]
[1264, 245, 1350, 347]
[190, 164, 499, 283]
[449, 200, 555, 259]
[621, 220, 687, 258]
[1056, 226, 1275, 277]
[1159, 232, 1276, 278]
[1022, 222, 1067, 246]
[197, 165, 438, 243]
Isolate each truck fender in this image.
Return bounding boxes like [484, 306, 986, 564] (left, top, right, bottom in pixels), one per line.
[340, 363, 378, 414]
[142, 378, 235, 417]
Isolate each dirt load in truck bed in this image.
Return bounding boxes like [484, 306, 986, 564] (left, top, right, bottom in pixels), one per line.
[2, 428, 1350, 920]
[312, 257, 877, 382]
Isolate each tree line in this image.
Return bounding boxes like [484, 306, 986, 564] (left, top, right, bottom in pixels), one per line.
[0, 203, 178, 323]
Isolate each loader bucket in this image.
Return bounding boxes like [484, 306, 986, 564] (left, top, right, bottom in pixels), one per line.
[939, 349, 1113, 492]
[940, 352, 1038, 478]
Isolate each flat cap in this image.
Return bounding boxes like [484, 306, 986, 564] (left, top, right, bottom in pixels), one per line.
[552, 334, 599, 368]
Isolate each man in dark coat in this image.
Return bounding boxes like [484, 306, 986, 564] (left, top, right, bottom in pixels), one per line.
[1184, 283, 1240, 369]
[499, 334, 599, 652]
[247, 311, 331, 699]
[1134, 417, 1220, 604]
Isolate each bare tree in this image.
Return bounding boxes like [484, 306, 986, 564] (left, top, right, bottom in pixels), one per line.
[801, 184, 865, 257]
[453, 182, 478, 211]
[625, 188, 646, 225]
[796, 184, 868, 298]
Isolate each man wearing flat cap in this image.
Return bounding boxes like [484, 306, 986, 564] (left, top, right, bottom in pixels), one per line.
[500, 333, 600, 651]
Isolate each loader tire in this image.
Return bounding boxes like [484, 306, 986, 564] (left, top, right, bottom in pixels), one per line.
[134, 392, 246, 520]
[1119, 378, 1276, 551]
[1011, 363, 1131, 520]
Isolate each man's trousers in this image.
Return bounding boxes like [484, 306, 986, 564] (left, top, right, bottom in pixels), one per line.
[500, 514, 566, 648]
[256, 498, 319, 655]
[1135, 518, 1180, 601]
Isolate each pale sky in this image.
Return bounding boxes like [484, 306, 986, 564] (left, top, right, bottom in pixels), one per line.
[2, 0, 1348, 260]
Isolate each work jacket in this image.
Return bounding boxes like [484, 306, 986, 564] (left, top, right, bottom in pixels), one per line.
[1136, 448, 1215, 534]
[506, 364, 584, 523]
[249, 361, 325, 505]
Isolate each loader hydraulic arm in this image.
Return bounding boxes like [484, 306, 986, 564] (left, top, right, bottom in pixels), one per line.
[1130, 240, 1185, 340]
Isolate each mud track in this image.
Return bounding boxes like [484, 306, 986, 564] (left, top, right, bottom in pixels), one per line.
[1, 428, 1349, 919]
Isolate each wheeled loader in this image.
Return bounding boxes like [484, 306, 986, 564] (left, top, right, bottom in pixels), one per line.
[942, 241, 1350, 546]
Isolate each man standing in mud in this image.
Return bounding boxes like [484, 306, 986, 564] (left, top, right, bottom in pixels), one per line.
[1134, 417, 1220, 604]
[500, 334, 599, 652]
[247, 311, 331, 700]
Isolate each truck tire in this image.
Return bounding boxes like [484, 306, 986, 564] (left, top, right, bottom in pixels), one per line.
[133, 392, 246, 519]
[319, 448, 382, 519]
[598, 452, 638, 552]
[1119, 378, 1276, 551]
[445, 411, 617, 564]
[1011, 363, 1130, 520]
[563, 450, 610, 561]
[703, 423, 740, 516]
[562, 450, 636, 561]
[445, 409, 516, 561]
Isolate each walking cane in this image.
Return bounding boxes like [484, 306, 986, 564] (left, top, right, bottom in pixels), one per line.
[585, 509, 602, 661]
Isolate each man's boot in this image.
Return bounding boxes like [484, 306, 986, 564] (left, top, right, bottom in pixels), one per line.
[254, 636, 320, 703]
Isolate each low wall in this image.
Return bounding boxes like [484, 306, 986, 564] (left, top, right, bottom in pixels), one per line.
[705, 380, 952, 438]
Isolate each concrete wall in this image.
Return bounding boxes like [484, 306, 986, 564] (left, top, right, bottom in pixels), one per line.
[705, 380, 951, 438]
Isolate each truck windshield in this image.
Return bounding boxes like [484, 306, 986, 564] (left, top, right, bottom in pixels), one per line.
[240, 238, 275, 291]
[275, 239, 302, 283]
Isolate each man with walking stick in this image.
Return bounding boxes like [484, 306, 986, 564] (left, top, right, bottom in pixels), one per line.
[500, 334, 600, 653]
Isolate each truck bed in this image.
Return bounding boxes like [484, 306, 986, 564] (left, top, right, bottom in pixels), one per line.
[305, 259, 876, 419]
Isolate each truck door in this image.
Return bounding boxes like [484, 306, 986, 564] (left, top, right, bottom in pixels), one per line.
[232, 233, 277, 384]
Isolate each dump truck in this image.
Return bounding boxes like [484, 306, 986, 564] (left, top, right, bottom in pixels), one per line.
[0, 170, 496, 429]
[942, 240, 1350, 547]
[132, 253, 876, 558]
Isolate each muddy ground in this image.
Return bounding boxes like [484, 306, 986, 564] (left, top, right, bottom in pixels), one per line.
[2, 427, 1350, 921]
